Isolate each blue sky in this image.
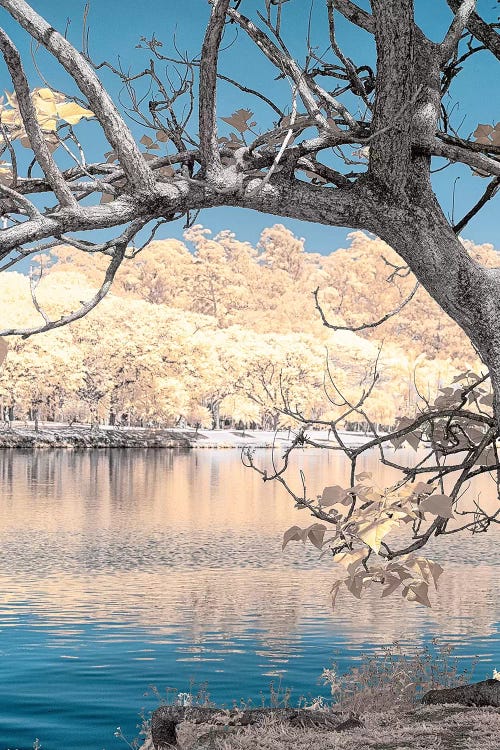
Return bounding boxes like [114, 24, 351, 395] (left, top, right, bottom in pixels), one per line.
[1, 0, 498, 254]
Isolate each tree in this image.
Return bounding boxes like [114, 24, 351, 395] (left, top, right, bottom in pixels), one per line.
[0, 1, 498, 368]
[0, 0, 499, 607]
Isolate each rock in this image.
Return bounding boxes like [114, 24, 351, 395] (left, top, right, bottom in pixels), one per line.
[332, 716, 364, 731]
[421, 679, 500, 708]
[150, 706, 361, 748]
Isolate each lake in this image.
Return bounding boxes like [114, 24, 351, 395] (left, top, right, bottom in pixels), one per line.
[0, 447, 498, 750]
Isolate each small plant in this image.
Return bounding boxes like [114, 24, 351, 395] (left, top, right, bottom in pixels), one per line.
[321, 638, 479, 714]
[114, 726, 140, 749]
[257, 676, 293, 709]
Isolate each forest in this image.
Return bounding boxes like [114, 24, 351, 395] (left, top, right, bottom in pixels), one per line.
[0, 223, 494, 430]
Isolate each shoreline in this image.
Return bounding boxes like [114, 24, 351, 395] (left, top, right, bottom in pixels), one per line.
[0, 424, 382, 449]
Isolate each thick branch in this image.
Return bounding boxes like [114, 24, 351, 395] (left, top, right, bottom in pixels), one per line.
[446, 0, 500, 61]
[369, 0, 415, 192]
[440, 0, 476, 63]
[429, 139, 500, 178]
[0, 173, 370, 255]
[331, 0, 374, 33]
[199, 0, 231, 180]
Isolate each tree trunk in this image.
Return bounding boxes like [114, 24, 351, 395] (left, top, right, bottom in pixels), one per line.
[371, 196, 500, 427]
[210, 401, 220, 430]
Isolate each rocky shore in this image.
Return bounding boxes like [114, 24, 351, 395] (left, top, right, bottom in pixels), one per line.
[0, 424, 377, 449]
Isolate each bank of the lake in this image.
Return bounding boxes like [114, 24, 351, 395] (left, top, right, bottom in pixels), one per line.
[0, 424, 375, 449]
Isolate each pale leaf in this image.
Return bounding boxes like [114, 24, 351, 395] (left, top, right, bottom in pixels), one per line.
[221, 108, 255, 133]
[385, 562, 414, 582]
[474, 447, 497, 466]
[420, 494, 454, 519]
[38, 115, 57, 132]
[480, 393, 494, 407]
[345, 571, 370, 599]
[0, 161, 12, 185]
[333, 546, 369, 576]
[410, 481, 435, 496]
[403, 580, 431, 607]
[356, 472, 372, 481]
[473, 124, 493, 143]
[390, 434, 406, 450]
[405, 430, 421, 451]
[307, 523, 327, 549]
[35, 87, 57, 101]
[330, 579, 343, 610]
[282, 525, 304, 550]
[381, 573, 402, 598]
[320, 484, 347, 506]
[427, 559, 444, 589]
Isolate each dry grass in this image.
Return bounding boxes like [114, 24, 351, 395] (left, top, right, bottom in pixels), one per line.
[319, 638, 480, 714]
[195, 706, 500, 750]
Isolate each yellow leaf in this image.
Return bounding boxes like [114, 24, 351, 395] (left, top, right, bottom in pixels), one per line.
[356, 516, 399, 553]
[38, 114, 58, 132]
[36, 101, 58, 119]
[1, 109, 21, 126]
[333, 546, 369, 576]
[57, 102, 94, 125]
[36, 88, 56, 101]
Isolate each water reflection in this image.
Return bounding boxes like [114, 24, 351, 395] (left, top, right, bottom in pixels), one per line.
[0, 448, 498, 749]
[0, 448, 498, 643]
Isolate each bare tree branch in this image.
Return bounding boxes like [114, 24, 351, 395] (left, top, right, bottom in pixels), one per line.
[313, 281, 420, 332]
[453, 176, 500, 234]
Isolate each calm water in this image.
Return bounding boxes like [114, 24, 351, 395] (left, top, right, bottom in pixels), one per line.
[0, 447, 498, 750]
